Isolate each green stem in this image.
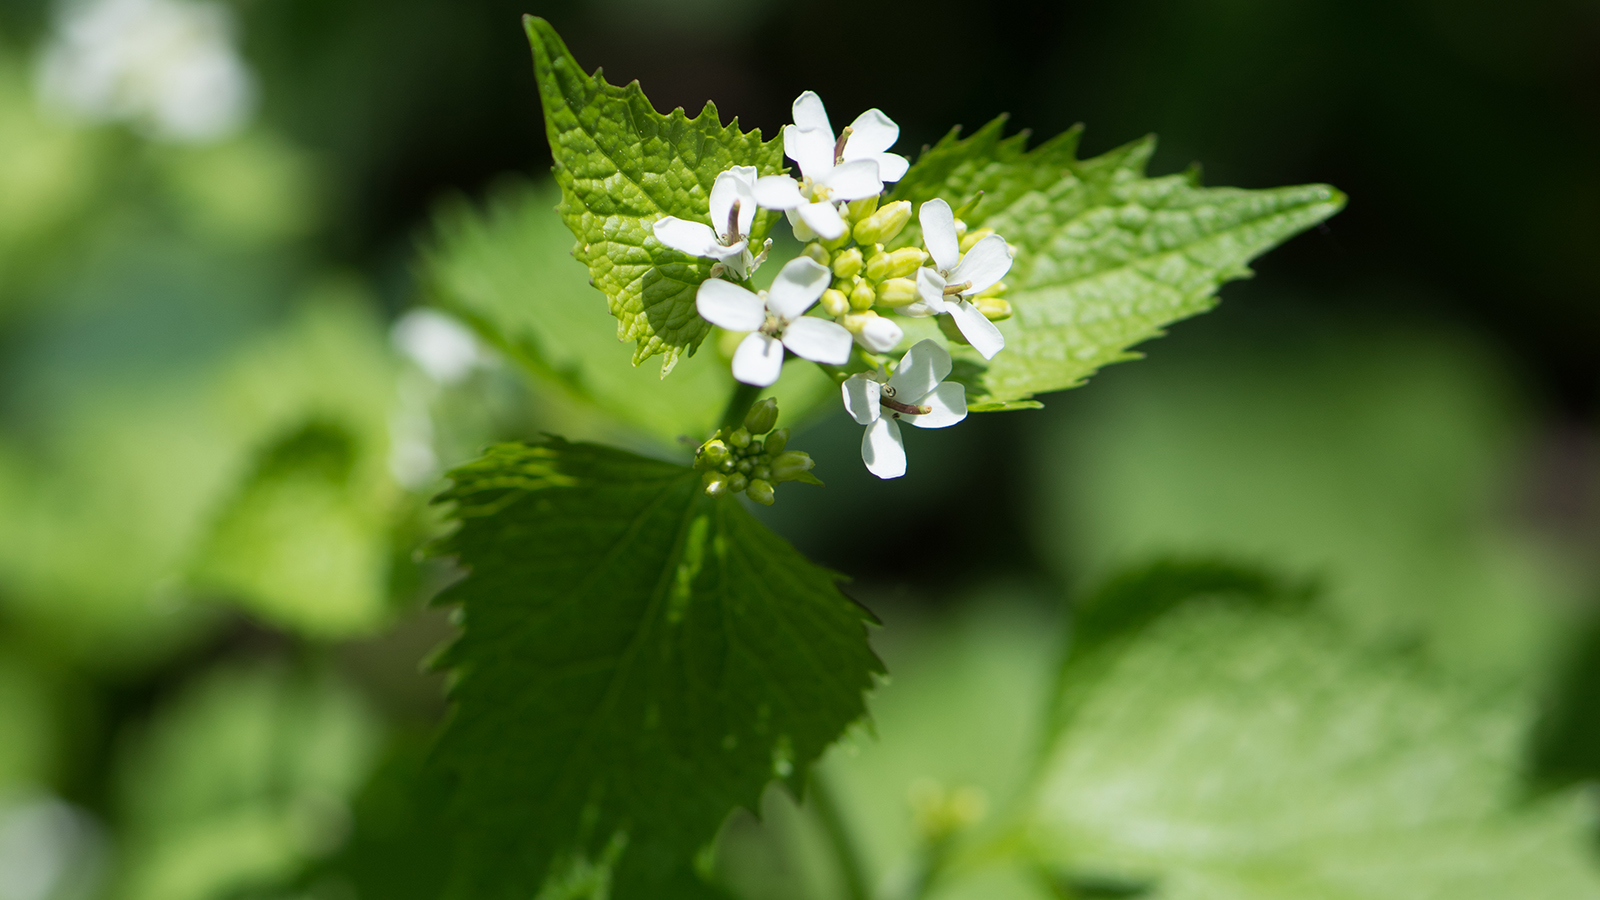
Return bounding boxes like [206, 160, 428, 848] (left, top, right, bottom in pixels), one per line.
[810, 772, 871, 900]
[718, 381, 763, 432]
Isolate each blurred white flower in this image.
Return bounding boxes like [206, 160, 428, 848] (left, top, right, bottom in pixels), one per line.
[0, 795, 103, 900]
[35, 0, 256, 143]
[392, 308, 484, 385]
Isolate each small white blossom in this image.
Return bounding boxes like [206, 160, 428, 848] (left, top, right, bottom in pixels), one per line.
[841, 340, 967, 479]
[753, 91, 907, 241]
[653, 166, 768, 279]
[697, 257, 853, 386]
[909, 199, 1011, 360]
[35, 0, 255, 143]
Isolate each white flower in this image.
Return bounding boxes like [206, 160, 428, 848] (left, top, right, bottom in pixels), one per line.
[841, 340, 967, 479]
[753, 91, 907, 241]
[35, 0, 255, 143]
[909, 199, 1011, 360]
[697, 257, 853, 386]
[652, 166, 768, 279]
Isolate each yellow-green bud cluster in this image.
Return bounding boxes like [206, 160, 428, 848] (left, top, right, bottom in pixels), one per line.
[801, 199, 1012, 341]
[693, 398, 821, 505]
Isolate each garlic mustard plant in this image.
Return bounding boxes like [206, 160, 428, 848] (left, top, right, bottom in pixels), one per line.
[842, 340, 968, 479]
[911, 198, 1012, 359]
[695, 256, 852, 386]
[752, 91, 902, 241]
[653, 165, 770, 280]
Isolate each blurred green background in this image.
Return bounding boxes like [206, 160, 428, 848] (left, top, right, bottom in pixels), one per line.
[0, 0, 1597, 897]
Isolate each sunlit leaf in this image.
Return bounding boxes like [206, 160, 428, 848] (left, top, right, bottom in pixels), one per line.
[888, 119, 1344, 405]
[429, 439, 881, 899]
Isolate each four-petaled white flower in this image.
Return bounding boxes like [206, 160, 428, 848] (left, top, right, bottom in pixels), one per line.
[653, 166, 767, 279]
[697, 257, 853, 386]
[753, 91, 906, 241]
[910, 199, 1012, 360]
[841, 340, 967, 479]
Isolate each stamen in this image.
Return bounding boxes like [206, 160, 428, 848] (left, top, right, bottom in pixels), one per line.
[881, 397, 931, 416]
[943, 281, 973, 296]
[833, 126, 853, 165]
[726, 199, 742, 243]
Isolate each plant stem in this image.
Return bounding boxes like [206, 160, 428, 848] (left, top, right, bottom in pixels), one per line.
[810, 772, 872, 900]
[718, 381, 763, 432]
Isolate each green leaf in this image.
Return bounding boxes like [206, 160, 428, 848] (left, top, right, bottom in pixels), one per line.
[888, 119, 1345, 405]
[111, 664, 381, 900]
[430, 439, 882, 899]
[526, 16, 785, 373]
[422, 180, 837, 448]
[1031, 566, 1600, 900]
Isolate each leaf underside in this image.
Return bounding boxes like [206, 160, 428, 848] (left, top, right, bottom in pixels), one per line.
[429, 439, 881, 899]
[525, 16, 785, 374]
[889, 118, 1345, 406]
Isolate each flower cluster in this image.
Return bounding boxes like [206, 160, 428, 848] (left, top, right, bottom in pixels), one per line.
[660, 91, 1021, 482]
[694, 399, 820, 505]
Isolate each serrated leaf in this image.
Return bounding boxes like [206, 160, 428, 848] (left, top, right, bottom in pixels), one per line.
[1030, 565, 1600, 899]
[429, 439, 881, 899]
[526, 16, 785, 373]
[888, 119, 1344, 405]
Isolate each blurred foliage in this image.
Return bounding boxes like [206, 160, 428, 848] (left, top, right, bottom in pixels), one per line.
[0, 1, 1598, 899]
[108, 663, 380, 900]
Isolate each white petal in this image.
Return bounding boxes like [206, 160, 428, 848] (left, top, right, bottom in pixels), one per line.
[797, 201, 848, 240]
[950, 234, 1014, 295]
[918, 199, 960, 271]
[788, 208, 818, 242]
[731, 332, 785, 386]
[818, 159, 883, 201]
[842, 375, 881, 425]
[899, 301, 936, 318]
[653, 217, 721, 258]
[766, 256, 831, 320]
[865, 151, 909, 183]
[844, 108, 898, 155]
[791, 91, 834, 145]
[754, 175, 804, 210]
[887, 338, 952, 400]
[782, 317, 853, 365]
[916, 266, 949, 307]
[949, 299, 1006, 360]
[784, 124, 835, 181]
[706, 239, 748, 261]
[861, 417, 906, 479]
[855, 315, 903, 352]
[709, 167, 757, 240]
[902, 382, 967, 429]
[695, 278, 766, 332]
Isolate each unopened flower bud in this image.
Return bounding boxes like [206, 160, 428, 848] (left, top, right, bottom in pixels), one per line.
[746, 478, 776, 506]
[748, 439, 764, 455]
[743, 397, 779, 435]
[831, 247, 864, 280]
[885, 247, 927, 278]
[975, 296, 1012, 321]
[727, 472, 749, 494]
[801, 243, 831, 267]
[954, 218, 969, 238]
[698, 439, 731, 469]
[770, 451, 815, 482]
[703, 471, 730, 497]
[959, 228, 995, 253]
[764, 428, 789, 455]
[752, 465, 772, 481]
[728, 427, 751, 449]
[976, 280, 1007, 299]
[853, 200, 911, 245]
[737, 458, 753, 473]
[876, 277, 918, 307]
[848, 278, 876, 311]
[846, 195, 879, 222]
[820, 288, 851, 317]
[821, 230, 852, 251]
